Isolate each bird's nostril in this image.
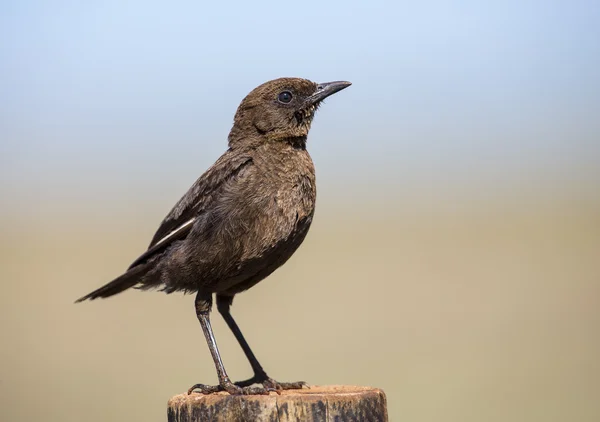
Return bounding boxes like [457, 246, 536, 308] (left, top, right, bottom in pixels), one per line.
[317, 85, 324, 90]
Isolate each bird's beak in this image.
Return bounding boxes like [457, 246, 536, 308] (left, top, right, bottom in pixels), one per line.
[308, 81, 352, 105]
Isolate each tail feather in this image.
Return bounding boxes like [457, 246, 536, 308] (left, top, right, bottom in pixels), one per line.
[75, 263, 150, 303]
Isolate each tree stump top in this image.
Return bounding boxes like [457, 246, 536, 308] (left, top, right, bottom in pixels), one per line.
[168, 385, 388, 422]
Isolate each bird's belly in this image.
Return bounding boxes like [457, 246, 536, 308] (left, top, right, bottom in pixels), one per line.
[214, 213, 313, 295]
[170, 203, 314, 294]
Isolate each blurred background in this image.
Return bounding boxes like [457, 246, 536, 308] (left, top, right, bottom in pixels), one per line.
[1, 1, 599, 421]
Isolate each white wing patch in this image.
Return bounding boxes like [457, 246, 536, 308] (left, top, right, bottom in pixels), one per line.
[154, 217, 196, 247]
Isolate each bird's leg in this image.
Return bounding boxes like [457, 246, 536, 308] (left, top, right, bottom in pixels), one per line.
[187, 292, 268, 395]
[216, 294, 307, 392]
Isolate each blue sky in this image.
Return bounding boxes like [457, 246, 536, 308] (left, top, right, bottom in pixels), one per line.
[1, 0, 599, 213]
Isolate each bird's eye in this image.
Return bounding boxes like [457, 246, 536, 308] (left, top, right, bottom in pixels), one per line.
[278, 91, 293, 104]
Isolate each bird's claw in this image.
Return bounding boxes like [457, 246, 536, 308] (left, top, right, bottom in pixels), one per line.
[187, 381, 275, 396]
[187, 376, 308, 396]
[262, 378, 307, 393]
[234, 376, 307, 395]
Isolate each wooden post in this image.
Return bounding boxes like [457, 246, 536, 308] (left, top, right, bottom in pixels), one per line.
[168, 385, 388, 422]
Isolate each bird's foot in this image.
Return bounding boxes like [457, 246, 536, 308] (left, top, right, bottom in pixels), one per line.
[187, 379, 276, 396]
[235, 375, 308, 394]
[263, 378, 308, 392]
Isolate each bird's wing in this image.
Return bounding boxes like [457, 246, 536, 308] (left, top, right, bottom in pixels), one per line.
[127, 149, 253, 269]
[126, 216, 196, 269]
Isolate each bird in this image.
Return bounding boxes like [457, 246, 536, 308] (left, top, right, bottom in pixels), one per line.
[76, 77, 351, 395]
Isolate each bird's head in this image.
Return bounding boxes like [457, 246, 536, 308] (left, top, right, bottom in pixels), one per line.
[229, 77, 351, 147]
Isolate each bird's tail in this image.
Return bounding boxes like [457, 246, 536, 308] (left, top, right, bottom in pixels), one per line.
[75, 263, 151, 303]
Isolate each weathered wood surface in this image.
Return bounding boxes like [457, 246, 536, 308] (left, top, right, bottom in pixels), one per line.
[168, 385, 388, 422]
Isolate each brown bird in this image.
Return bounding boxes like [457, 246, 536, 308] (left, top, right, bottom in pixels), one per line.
[76, 77, 351, 395]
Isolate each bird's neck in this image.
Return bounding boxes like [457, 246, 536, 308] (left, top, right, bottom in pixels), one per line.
[228, 125, 307, 150]
[283, 136, 307, 149]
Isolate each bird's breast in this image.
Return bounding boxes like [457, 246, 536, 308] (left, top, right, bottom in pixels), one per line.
[239, 148, 316, 257]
